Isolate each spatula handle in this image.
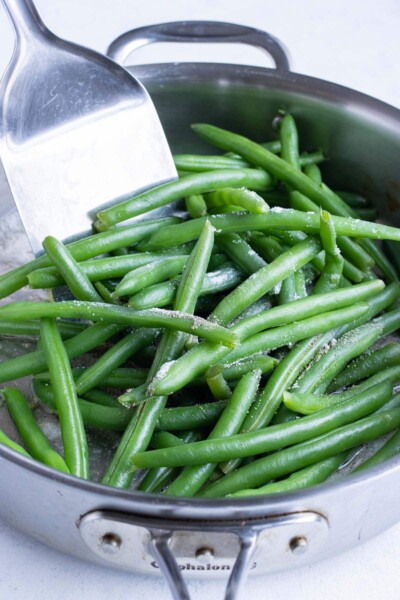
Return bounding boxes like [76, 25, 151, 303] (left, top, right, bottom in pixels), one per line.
[1, 0, 49, 43]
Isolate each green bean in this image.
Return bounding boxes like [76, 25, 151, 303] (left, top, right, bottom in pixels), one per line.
[202, 407, 400, 497]
[205, 188, 269, 214]
[28, 252, 190, 289]
[139, 431, 202, 493]
[132, 381, 392, 470]
[35, 366, 148, 389]
[190, 124, 360, 216]
[283, 390, 336, 415]
[289, 190, 373, 271]
[208, 355, 278, 382]
[96, 169, 273, 227]
[355, 413, 400, 471]
[249, 233, 285, 262]
[329, 343, 400, 392]
[383, 241, 400, 278]
[42, 236, 102, 302]
[117, 382, 148, 408]
[174, 148, 324, 173]
[0, 321, 123, 383]
[129, 264, 243, 310]
[165, 370, 262, 497]
[102, 221, 216, 488]
[149, 431, 186, 449]
[174, 155, 250, 171]
[185, 194, 208, 218]
[94, 281, 122, 304]
[279, 113, 301, 171]
[129, 281, 179, 310]
[149, 280, 384, 396]
[204, 411, 400, 497]
[40, 318, 89, 478]
[0, 319, 85, 339]
[141, 211, 400, 251]
[358, 238, 399, 282]
[294, 321, 383, 395]
[75, 329, 156, 395]
[278, 274, 297, 304]
[215, 233, 266, 274]
[304, 163, 322, 186]
[0, 217, 181, 299]
[0, 301, 237, 348]
[2, 387, 69, 473]
[231, 452, 346, 497]
[0, 428, 31, 458]
[284, 366, 400, 415]
[83, 388, 121, 408]
[268, 229, 364, 284]
[210, 237, 321, 325]
[151, 303, 368, 397]
[279, 117, 340, 296]
[192, 125, 395, 275]
[377, 306, 400, 335]
[206, 369, 232, 401]
[222, 281, 397, 442]
[33, 379, 131, 431]
[314, 210, 344, 293]
[113, 256, 189, 299]
[158, 400, 228, 431]
[293, 269, 307, 299]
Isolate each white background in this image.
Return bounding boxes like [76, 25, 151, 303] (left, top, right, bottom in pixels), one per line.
[1, 1, 400, 599]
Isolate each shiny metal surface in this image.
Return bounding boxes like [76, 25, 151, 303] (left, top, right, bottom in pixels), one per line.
[1, 19, 400, 600]
[0, 0, 176, 254]
[107, 21, 290, 71]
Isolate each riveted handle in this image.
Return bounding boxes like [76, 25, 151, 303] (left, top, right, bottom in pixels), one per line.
[149, 526, 258, 600]
[80, 509, 329, 600]
[107, 20, 290, 71]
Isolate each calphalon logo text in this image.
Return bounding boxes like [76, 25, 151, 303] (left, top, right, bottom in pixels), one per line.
[151, 561, 257, 571]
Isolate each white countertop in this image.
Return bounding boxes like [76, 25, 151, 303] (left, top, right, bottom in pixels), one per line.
[1, 1, 400, 598]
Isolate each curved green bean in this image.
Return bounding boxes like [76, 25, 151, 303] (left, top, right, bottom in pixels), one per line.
[205, 188, 269, 214]
[42, 236, 102, 302]
[113, 256, 189, 298]
[231, 452, 346, 497]
[2, 387, 69, 473]
[96, 169, 273, 227]
[40, 318, 89, 478]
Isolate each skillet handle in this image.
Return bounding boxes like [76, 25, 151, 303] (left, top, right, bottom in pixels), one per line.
[149, 527, 258, 600]
[107, 21, 290, 71]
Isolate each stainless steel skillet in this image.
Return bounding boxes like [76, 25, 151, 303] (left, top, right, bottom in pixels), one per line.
[1, 20, 400, 600]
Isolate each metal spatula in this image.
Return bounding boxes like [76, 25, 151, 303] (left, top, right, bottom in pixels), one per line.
[0, 0, 177, 254]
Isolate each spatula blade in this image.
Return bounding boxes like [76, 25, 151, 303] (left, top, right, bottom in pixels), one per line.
[0, 38, 177, 254]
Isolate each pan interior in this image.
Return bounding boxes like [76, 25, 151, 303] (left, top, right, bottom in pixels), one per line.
[1, 63, 400, 491]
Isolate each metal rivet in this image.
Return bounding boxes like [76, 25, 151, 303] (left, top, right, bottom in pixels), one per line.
[289, 536, 308, 555]
[100, 532, 122, 555]
[195, 547, 215, 563]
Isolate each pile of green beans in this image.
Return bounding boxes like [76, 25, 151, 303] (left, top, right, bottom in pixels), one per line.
[1, 112, 400, 499]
